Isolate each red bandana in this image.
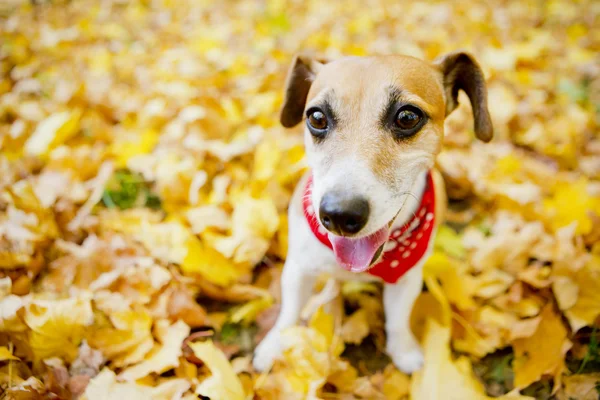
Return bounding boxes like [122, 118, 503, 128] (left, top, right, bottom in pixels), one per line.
[302, 172, 436, 284]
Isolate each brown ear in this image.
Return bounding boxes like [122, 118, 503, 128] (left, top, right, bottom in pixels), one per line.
[280, 54, 326, 128]
[435, 52, 493, 142]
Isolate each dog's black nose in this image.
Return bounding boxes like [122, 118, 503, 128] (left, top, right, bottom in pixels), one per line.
[319, 193, 369, 236]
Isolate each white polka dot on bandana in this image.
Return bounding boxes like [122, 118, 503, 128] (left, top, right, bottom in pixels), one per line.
[419, 209, 426, 217]
[410, 242, 417, 250]
[391, 260, 399, 268]
[426, 212, 434, 221]
[393, 230, 401, 238]
[384, 241, 397, 251]
[403, 240, 410, 246]
[416, 232, 423, 240]
[402, 251, 410, 258]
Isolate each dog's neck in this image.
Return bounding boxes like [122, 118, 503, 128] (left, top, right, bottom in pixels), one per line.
[390, 170, 428, 232]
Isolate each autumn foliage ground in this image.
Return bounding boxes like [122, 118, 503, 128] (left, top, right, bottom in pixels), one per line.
[0, 0, 599, 399]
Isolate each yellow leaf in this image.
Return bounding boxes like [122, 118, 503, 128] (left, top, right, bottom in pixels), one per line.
[189, 340, 245, 400]
[430, 252, 476, 310]
[434, 225, 466, 259]
[229, 296, 273, 325]
[309, 306, 336, 350]
[411, 320, 533, 400]
[182, 234, 243, 286]
[25, 297, 93, 363]
[552, 275, 579, 312]
[410, 293, 447, 343]
[340, 309, 369, 345]
[81, 368, 153, 400]
[382, 365, 410, 400]
[221, 97, 243, 125]
[105, 213, 242, 287]
[272, 211, 288, 259]
[561, 255, 600, 331]
[119, 320, 190, 381]
[473, 269, 515, 299]
[280, 323, 346, 395]
[423, 251, 468, 325]
[112, 129, 159, 168]
[252, 138, 282, 182]
[231, 192, 279, 240]
[24, 109, 82, 157]
[543, 179, 600, 235]
[0, 346, 18, 361]
[87, 309, 154, 368]
[341, 281, 380, 297]
[512, 305, 572, 389]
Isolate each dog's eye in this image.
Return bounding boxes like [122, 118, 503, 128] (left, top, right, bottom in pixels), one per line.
[395, 107, 422, 130]
[391, 105, 426, 138]
[307, 109, 328, 132]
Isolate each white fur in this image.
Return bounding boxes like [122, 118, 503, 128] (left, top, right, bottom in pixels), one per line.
[253, 170, 431, 373]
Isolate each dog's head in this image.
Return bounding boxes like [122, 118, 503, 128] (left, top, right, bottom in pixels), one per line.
[280, 52, 492, 272]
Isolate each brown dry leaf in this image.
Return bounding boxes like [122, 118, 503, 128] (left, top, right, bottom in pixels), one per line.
[166, 287, 208, 328]
[556, 373, 600, 400]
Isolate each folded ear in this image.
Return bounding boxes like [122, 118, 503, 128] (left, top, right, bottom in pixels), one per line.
[280, 54, 327, 128]
[434, 51, 493, 142]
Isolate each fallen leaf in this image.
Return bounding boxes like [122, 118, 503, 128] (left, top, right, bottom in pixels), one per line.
[189, 340, 245, 400]
[411, 320, 533, 400]
[557, 373, 600, 400]
[24, 109, 82, 157]
[341, 309, 370, 345]
[81, 368, 153, 400]
[87, 308, 154, 368]
[119, 320, 190, 381]
[0, 346, 18, 361]
[512, 305, 572, 390]
[24, 297, 94, 363]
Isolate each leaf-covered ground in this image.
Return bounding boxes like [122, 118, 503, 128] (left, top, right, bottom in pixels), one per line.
[1, 0, 599, 399]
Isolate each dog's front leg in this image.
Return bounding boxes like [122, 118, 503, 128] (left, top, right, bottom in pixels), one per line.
[253, 258, 316, 371]
[384, 264, 424, 373]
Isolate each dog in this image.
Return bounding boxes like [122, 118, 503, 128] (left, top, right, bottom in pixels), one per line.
[253, 51, 493, 373]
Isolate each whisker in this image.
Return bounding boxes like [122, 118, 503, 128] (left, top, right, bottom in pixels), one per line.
[395, 191, 419, 227]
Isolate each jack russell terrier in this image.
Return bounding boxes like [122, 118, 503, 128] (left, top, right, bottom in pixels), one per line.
[253, 51, 493, 373]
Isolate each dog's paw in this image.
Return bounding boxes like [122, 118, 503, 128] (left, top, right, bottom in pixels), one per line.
[253, 330, 283, 372]
[389, 347, 424, 374]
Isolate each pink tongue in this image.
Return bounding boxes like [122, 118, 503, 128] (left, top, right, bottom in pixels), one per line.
[328, 226, 389, 272]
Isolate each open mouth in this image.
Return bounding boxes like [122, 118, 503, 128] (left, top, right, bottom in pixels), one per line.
[327, 218, 395, 273]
